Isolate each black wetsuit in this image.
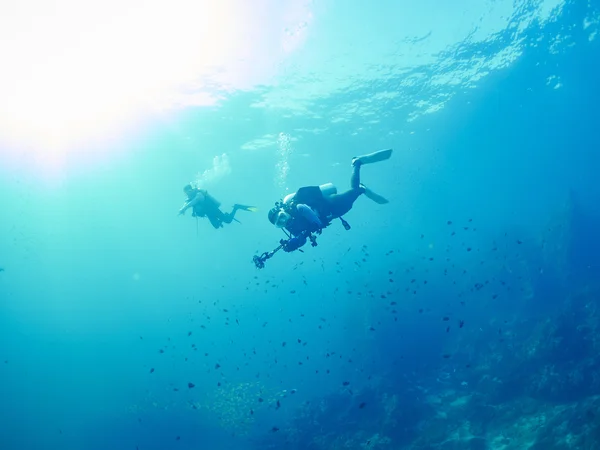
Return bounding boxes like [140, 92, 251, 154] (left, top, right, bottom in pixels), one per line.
[287, 162, 364, 234]
[281, 162, 365, 252]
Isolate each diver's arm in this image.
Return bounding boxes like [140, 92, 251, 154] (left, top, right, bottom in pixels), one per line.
[296, 204, 323, 228]
[281, 233, 308, 252]
[178, 201, 191, 215]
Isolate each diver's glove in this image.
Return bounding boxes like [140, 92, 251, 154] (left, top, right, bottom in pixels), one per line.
[281, 236, 307, 252]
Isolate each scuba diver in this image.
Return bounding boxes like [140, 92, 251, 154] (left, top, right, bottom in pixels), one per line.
[253, 149, 393, 268]
[179, 184, 257, 229]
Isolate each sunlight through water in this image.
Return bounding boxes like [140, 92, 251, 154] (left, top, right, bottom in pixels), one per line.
[0, 0, 312, 177]
[0, 0, 569, 181]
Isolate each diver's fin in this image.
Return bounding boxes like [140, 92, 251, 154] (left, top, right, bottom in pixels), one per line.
[353, 149, 393, 165]
[233, 204, 258, 212]
[361, 184, 389, 204]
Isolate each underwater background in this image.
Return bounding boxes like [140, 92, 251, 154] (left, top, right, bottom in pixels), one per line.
[1, 0, 600, 449]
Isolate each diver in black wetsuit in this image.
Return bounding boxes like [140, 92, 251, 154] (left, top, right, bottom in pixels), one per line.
[253, 149, 393, 268]
[179, 184, 257, 229]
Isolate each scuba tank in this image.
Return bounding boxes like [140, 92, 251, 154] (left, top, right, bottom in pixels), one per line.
[318, 183, 337, 198]
[191, 189, 221, 217]
[199, 189, 221, 209]
[283, 183, 337, 204]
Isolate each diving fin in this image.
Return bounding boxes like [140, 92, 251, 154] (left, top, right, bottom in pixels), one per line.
[234, 204, 258, 212]
[361, 184, 389, 204]
[353, 149, 393, 165]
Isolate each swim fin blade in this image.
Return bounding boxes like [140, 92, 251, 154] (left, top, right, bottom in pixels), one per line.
[362, 185, 389, 204]
[234, 204, 258, 212]
[355, 149, 393, 165]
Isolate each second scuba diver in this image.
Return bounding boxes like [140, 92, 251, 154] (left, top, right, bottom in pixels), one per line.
[179, 184, 257, 229]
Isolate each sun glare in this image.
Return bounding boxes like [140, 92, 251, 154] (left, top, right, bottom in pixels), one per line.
[0, 0, 309, 173]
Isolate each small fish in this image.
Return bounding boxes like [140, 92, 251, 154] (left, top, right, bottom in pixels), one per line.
[342, 381, 350, 386]
[149, 368, 155, 373]
[358, 402, 367, 409]
[188, 382, 195, 389]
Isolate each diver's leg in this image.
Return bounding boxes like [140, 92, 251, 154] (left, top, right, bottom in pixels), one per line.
[222, 206, 241, 224]
[328, 188, 364, 218]
[207, 214, 223, 228]
[350, 159, 362, 189]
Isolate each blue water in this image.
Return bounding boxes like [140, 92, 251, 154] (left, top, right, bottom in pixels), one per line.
[1, 1, 599, 449]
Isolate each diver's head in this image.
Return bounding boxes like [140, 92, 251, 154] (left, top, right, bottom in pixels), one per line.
[183, 184, 195, 197]
[268, 207, 291, 228]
